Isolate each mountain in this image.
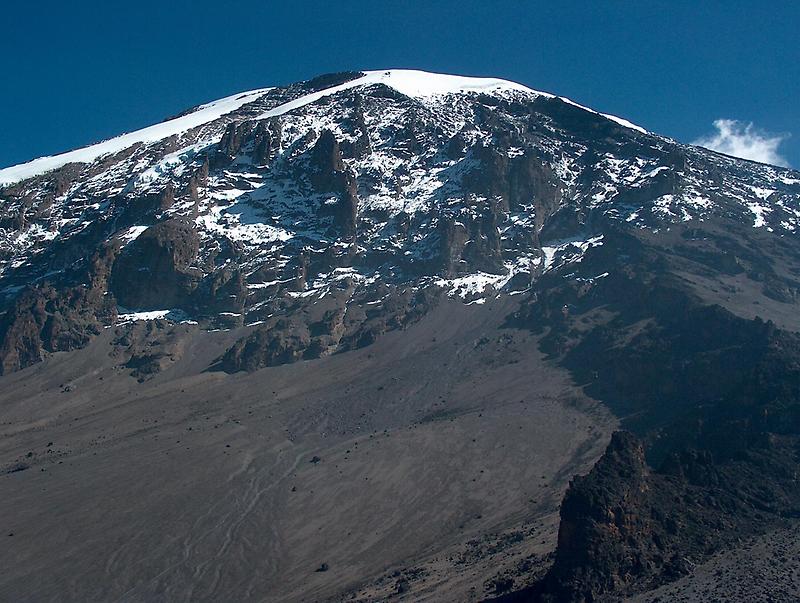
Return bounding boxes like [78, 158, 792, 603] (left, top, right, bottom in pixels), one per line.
[1, 69, 800, 602]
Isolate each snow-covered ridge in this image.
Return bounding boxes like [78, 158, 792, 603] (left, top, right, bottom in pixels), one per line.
[252, 69, 541, 122]
[0, 88, 271, 187]
[380, 68, 647, 134]
[253, 69, 648, 133]
[0, 69, 650, 187]
[558, 97, 648, 135]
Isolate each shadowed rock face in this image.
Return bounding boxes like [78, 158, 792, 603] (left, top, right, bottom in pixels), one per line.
[497, 425, 800, 602]
[462, 144, 563, 226]
[0, 245, 117, 375]
[492, 221, 800, 601]
[212, 118, 282, 169]
[553, 431, 651, 590]
[309, 130, 359, 238]
[525, 431, 669, 602]
[220, 319, 311, 371]
[0, 284, 110, 374]
[110, 219, 200, 310]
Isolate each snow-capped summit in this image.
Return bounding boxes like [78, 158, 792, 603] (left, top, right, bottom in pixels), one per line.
[0, 68, 798, 374]
[0, 69, 648, 187]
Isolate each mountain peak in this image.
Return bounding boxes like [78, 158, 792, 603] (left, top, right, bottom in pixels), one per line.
[0, 65, 798, 375]
[0, 69, 653, 187]
[4, 64, 800, 603]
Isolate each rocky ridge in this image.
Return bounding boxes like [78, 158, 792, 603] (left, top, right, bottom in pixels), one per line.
[1, 70, 798, 376]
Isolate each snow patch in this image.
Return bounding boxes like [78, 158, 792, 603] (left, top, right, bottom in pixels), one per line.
[541, 235, 604, 272]
[116, 308, 196, 324]
[435, 272, 509, 299]
[746, 202, 771, 228]
[117, 225, 149, 246]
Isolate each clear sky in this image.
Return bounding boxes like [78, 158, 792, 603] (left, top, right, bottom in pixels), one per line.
[1, 1, 798, 169]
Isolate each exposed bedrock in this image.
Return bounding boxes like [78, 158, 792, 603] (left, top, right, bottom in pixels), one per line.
[496, 228, 800, 601]
[219, 286, 440, 372]
[110, 219, 201, 310]
[310, 129, 359, 238]
[0, 246, 117, 375]
[212, 118, 282, 169]
[462, 144, 564, 222]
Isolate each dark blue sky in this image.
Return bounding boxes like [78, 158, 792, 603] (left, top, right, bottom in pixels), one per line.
[2, 1, 798, 168]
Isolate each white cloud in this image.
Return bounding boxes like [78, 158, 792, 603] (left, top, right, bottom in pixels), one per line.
[693, 119, 790, 167]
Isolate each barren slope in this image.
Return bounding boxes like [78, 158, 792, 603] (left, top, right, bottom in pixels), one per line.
[0, 299, 614, 602]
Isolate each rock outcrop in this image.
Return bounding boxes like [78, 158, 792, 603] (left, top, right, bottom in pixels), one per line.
[504, 425, 800, 602]
[310, 130, 359, 238]
[110, 219, 201, 310]
[218, 286, 440, 372]
[0, 247, 117, 374]
[212, 118, 282, 168]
